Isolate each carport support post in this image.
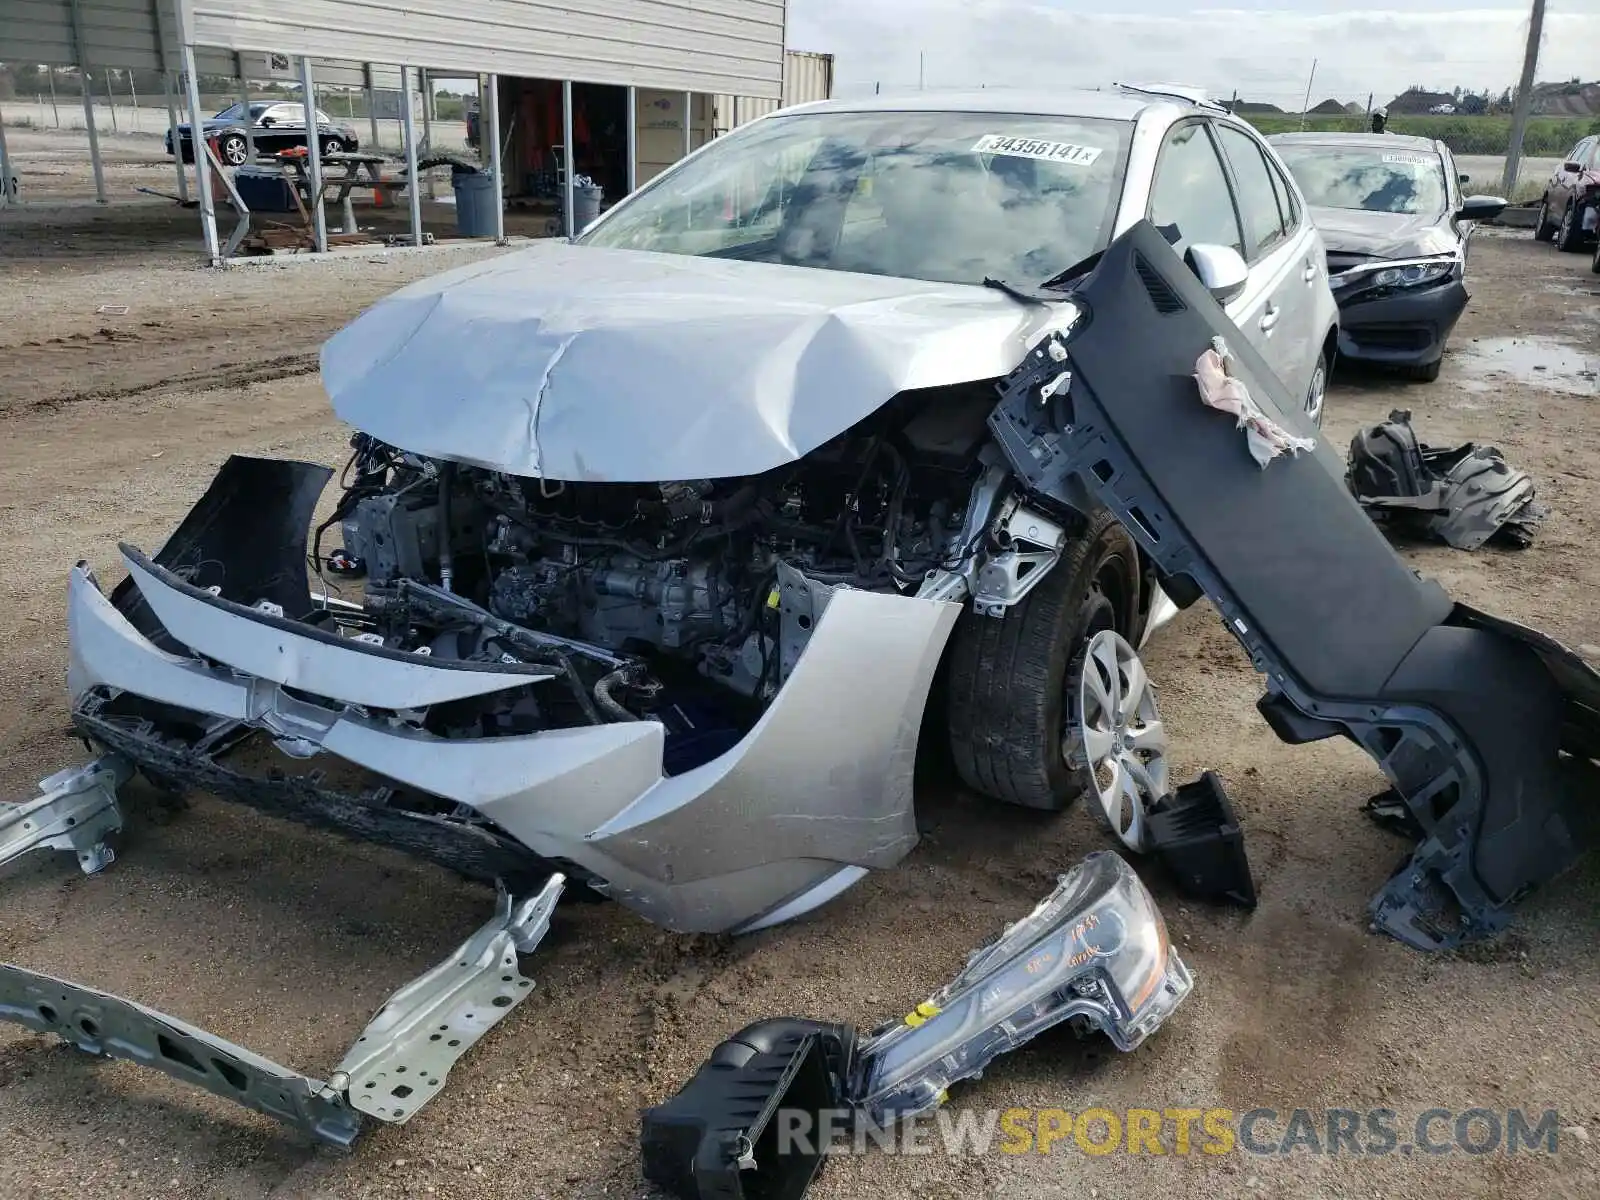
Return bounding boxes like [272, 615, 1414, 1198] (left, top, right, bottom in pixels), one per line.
[151, 0, 188, 201]
[561, 79, 576, 239]
[239, 72, 255, 162]
[625, 85, 636, 194]
[298, 56, 328, 252]
[68, 0, 107, 203]
[163, 74, 189, 200]
[682, 91, 692, 158]
[486, 73, 506, 244]
[400, 65, 423, 247]
[420, 69, 435, 200]
[363, 64, 380, 152]
[180, 46, 221, 263]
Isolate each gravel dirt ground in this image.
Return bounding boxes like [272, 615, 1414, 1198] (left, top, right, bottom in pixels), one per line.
[1, 136, 1598, 1200]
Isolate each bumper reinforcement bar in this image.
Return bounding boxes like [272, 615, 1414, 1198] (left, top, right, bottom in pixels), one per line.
[0, 874, 564, 1147]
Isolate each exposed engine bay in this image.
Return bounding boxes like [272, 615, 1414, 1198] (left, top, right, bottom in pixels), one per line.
[329, 385, 1035, 755]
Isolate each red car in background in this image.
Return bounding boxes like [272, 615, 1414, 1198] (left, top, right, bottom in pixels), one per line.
[1533, 133, 1600, 257]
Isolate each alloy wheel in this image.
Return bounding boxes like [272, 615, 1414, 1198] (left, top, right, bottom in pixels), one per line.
[1069, 629, 1169, 851]
[1305, 360, 1327, 426]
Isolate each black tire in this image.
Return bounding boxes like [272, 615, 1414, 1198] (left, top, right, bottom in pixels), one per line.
[1556, 201, 1583, 253]
[219, 134, 249, 166]
[320, 136, 345, 156]
[1533, 197, 1557, 242]
[1406, 358, 1443, 382]
[1591, 240, 1600, 275]
[946, 509, 1142, 811]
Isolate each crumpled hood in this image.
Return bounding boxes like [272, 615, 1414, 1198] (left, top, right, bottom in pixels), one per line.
[321, 242, 1053, 482]
[1311, 206, 1457, 260]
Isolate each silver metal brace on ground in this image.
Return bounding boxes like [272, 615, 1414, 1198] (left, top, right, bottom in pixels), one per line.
[0, 755, 129, 875]
[0, 834, 565, 1147]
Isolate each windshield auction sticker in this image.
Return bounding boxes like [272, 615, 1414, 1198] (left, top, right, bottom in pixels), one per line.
[1381, 153, 1435, 166]
[973, 135, 1103, 166]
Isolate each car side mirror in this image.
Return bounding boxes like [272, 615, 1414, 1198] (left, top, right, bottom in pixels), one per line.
[1186, 243, 1249, 305]
[259, 116, 276, 127]
[1563, 161, 1582, 174]
[1457, 195, 1507, 221]
[1458, 173, 1470, 184]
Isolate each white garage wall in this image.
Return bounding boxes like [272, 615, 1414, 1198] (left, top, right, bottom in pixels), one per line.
[180, 0, 786, 98]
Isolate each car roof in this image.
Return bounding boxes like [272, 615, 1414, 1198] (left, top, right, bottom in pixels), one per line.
[1268, 131, 1442, 153]
[775, 88, 1171, 123]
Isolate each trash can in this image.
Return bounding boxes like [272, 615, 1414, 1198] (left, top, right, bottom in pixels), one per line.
[452, 170, 499, 238]
[573, 184, 603, 232]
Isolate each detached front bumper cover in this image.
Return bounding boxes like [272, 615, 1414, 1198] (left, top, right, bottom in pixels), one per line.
[0, 875, 564, 1147]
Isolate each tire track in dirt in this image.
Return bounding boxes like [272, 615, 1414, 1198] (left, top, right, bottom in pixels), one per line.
[6, 350, 322, 416]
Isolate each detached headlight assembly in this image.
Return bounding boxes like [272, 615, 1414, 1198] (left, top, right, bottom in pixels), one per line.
[849, 850, 1193, 1128]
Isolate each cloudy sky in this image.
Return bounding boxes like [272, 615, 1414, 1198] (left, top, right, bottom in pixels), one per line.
[786, 1, 1600, 108]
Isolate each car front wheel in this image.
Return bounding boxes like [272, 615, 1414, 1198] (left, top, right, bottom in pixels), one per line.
[947, 509, 1142, 811]
[1592, 238, 1600, 275]
[321, 136, 345, 156]
[1533, 197, 1557, 242]
[219, 134, 248, 166]
[1556, 201, 1584, 252]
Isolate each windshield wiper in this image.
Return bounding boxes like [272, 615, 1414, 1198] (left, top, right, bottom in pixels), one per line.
[984, 249, 1106, 306]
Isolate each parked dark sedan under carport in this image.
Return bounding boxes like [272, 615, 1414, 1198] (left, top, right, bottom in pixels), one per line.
[1270, 132, 1505, 381]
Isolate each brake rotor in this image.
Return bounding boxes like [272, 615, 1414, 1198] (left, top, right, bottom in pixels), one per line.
[1070, 629, 1169, 851]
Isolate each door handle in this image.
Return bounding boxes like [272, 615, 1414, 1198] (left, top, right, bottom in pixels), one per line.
[1303, 259, 1318, 282]
[1259, 303, 1281, 332]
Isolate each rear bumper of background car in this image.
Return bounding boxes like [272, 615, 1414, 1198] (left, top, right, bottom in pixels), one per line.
[1335, 279, 1470, 368]
[61, 520, 959, 935]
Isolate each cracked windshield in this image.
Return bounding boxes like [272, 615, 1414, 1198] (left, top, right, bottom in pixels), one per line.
[581, 110, 1131, 286]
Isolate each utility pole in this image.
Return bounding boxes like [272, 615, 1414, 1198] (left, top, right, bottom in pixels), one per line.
[1298, 58, 1318, 130]
[919, 51, 925, 91]
[1502, 0, 1546, 198]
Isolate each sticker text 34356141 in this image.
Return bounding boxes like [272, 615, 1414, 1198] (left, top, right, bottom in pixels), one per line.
[973, 135, 1103, 167]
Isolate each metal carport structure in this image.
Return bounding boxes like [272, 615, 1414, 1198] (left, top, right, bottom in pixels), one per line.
[0, 0, 787, 259]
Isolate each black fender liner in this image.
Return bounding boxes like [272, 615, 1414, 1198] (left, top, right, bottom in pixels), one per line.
[988, 219, 1600, 950]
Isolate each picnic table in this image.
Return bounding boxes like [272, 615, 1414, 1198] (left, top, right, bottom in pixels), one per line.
[272, 149, 401, 234]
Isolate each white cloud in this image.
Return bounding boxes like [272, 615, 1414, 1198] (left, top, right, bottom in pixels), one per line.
[787, 2, 1600, 109]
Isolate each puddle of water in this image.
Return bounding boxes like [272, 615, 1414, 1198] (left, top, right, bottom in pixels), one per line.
[1455, 336, 1599, 397]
